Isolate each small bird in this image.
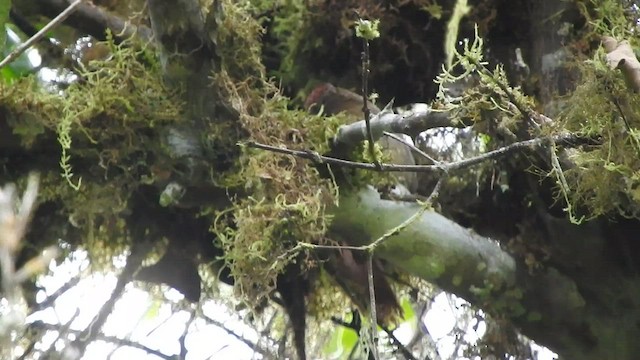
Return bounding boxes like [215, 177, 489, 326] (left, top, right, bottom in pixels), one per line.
[305, 83, 418, 193]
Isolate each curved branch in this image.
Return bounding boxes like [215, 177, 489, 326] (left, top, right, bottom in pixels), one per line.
[335, 107, 466, 143]
[330, 187, 592, 357]
[332, 187, 516, 296]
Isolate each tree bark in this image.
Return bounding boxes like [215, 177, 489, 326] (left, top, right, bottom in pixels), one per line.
[333, 187, 640, 360]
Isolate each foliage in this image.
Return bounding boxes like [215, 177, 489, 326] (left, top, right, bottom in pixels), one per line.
[547, 0, 640, 219]
[213, 86, 343, 305]
[7, 0, 640, 358]
[355, 19, 381, 40]
[209, 1, 417, 317]
[559, 50, 640, 218]
[0, 25, 38, 82]
[205, 0, 346, 311]
[0, 33, 184, 263]
[583, 0, 640, 40]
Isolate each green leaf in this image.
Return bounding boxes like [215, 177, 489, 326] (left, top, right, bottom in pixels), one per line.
[323, 321, 358, 359]
[143, 299, 162, 320]
[0, 62, 16, 82]
[1, 25, 37, 80]
[422, 3, 443, 19]
[400, 297, 416, 323]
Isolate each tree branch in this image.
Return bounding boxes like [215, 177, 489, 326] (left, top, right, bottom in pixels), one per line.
[35, 273, 82, 310]
[36, 0, 153, 42]
[335, 107, 467, 143]
[70, 245, 149, 356]
[30, 321, 173, 360]
[332, 187, 516, 297]
[0, 0, 82, 69]
[202, 314, 273, 358]
[330, 187, 597, 357]
[246, 134, 599, 174]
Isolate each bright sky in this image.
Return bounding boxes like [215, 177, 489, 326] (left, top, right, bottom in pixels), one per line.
[23, 250, 257, 359]
[14, 248, 559, 360]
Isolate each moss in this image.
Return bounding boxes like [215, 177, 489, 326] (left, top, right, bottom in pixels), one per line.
[0, 34, 185, 265]
[559, 46, 640, 218]
[206, 1, 418, 310]
[201, 1, 346, 308]
[471, 280, 527, 319]
[306, 269, 353, 320]
[210, 83, 343, 303]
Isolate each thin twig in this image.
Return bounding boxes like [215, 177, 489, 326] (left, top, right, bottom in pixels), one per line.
[366, 174, 447, 251]
[330, 316, 357, 329]
[366, 255, 379, 360]
[31, 321, 173, 360]
[72, 245, 148, 355]
[381, 326, 419, 360]
[610, 95, 640, 156]
[40, 0, 153, 42]
[245, 134, 596, 174]
[0, 0, 83, 69]
[202, 314, 272, 358]
[40, 308, 81, 360]
[179, 310, 196, 359]
[361, 30, 380, 170]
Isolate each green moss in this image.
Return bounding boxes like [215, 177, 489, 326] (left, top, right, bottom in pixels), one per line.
[559, 47, 640, 218]
[203, 1, 347, 307]
[211, 88, 342, 303]
[0, 33, 185, 264]
[471, 280, 528, 318]
[207, 1, 409, 308]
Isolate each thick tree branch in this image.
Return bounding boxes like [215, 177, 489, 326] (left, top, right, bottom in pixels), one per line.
[335, 107, 467, 143]
[331, 187, 516, 295]
[330, 187, 592, 357]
